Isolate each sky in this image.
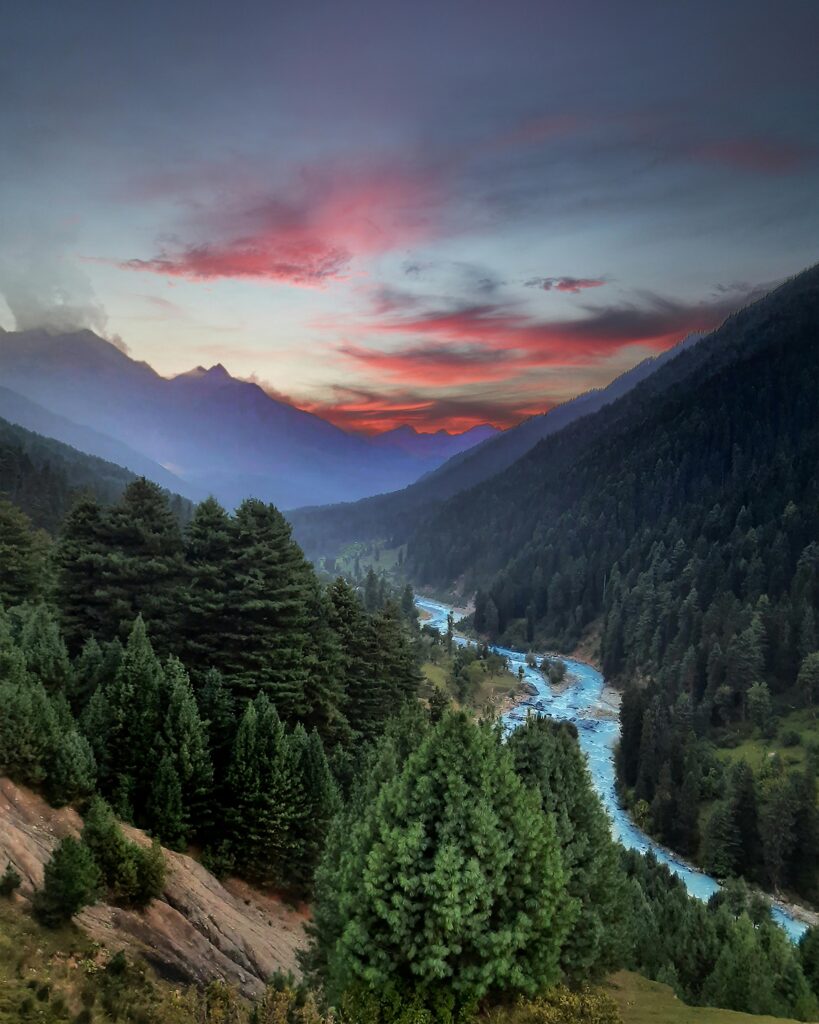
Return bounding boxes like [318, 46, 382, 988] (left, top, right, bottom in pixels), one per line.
[1, 1, 818, 433]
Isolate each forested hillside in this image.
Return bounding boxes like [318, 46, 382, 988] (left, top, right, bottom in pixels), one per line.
[406, 265, 819, 904]
[0, 414, 190, 534]
[2, 463, 819, 1020]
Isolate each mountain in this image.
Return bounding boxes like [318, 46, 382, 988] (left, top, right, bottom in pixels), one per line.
[0, 413, 192, 532]
[0, 329, 488, 509]
[370, 423, 500, 462]
[0, 385, 198, 499]
[405, 266, 819, 613]
[288, 331, 705, 559]
[400, 264, 819, 911]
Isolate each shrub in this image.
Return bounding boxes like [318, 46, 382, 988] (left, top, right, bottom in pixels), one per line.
[33, 837, 101, 927]
[780, 729, 801, 748]
[0, 861, 22, 897]
[514, 985, 621, 1024]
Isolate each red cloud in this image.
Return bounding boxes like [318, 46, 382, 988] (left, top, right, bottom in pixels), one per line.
[118, 166, 440, 286]
[300, 385, 544, 435]
[334, 284, 768, 389]
[338, 341, 522, 386]
[525, 276, 606, 293]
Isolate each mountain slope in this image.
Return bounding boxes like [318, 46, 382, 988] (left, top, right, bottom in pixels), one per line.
[0, 329, 490, 509]
[405, 264, 814, 651]
[0, 414, 191, 532]
[288, 331, 705, 559]
[0, 385, 198, 498]
[0, 776, 305, 998]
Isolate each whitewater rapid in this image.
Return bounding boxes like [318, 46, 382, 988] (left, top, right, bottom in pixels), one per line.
[416, 596, 807, 942]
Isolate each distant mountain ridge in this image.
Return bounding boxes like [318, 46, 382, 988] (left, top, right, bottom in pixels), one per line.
[370, 424, 500, 461]
[288, 331, 706, 559]
[0, 328, 493, 510]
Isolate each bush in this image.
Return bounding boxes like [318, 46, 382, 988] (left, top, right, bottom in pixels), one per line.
[0, 861, 22, 897]
[81, 796, 164, 906]
[781, 728, 801, 748]
[514, 986, 621, 1024]
[33, 837, 101, 927]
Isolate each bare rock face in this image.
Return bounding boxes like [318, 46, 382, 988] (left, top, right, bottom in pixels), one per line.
[0, 777, 307, 997]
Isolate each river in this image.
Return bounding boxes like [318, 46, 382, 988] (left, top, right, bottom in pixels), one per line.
[416, 596, 807, 942]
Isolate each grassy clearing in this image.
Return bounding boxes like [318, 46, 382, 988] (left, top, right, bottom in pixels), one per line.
[607, 971, 816, 1024]
[320, 540, 405, 582]
[421, 648, 521, 715]
[716, 706, 819, 774]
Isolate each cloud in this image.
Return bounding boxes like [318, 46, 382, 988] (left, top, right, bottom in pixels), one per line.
[336, 282, 770, 388]
[299, 384, 545, 434]
[0, 247, 108, 334]
[525, 276, 606, 293]
[339, 341, 518, 386]
[117, 164, 443, 287]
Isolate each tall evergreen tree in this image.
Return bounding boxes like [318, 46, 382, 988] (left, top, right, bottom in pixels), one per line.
[508, 715, 627, 982]
[222, 499, 314, 719]
[180, 496, 234, 674]
[306, 712, 571, 1012]
[19, 603, 71, 693]
[96, 479, 185, 650]
[101, 616, 164, 820]
[0, 499, 44, 607]
[147, 656, 213, 843]
[53, 496, 109, 651]
[223, 695, 301, 886]
[287, 725, 340, 895]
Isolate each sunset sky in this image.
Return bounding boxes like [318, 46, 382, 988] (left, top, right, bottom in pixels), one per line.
[2, 1, 818, 432]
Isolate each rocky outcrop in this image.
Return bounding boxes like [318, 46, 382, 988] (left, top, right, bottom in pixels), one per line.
[0, 777, 307, 997]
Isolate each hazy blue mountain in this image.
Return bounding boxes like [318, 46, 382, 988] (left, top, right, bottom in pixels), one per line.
[0, 329, 489, 509]
[0, 385, 199, 499]
[370, 424, 499, 462]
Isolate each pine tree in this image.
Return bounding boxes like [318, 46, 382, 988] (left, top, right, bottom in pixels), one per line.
[82, 796, 140, 902]
[702, 914, 777, 1015]
[0, 499, 43, 607]
[223, 696, 301, 886]
[509, 715, 628, 982]
[102, 616, 164, 820]
[0, 656, 59, 787]
[54, 495, 116, 650]
[180, 496, 234, 674]
[68, 636, 106, 714]
[797, 652, 819, 706]
[702, 801, 741, 878]
[95, 479, 185, 650]
[46, 728, 96, 807]
[147, 752, 186, 849]
[306, 712, 570, 1011]
[149, 656, 213, 842]
[726, 761, 761, 877]
[33, 837, 101, 927]
[19, 603, 71, 693]
[197, 668, 236, 781]
[222, 500, 314, 719]
[287, 725, 340, 895]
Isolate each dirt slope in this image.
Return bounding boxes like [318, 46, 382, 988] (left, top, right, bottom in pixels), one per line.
[0, 777, 307, 997]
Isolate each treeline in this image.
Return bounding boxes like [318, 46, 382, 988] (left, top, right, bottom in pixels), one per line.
[624, 851, 819, 1020]
[0, 478, 421, 893]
